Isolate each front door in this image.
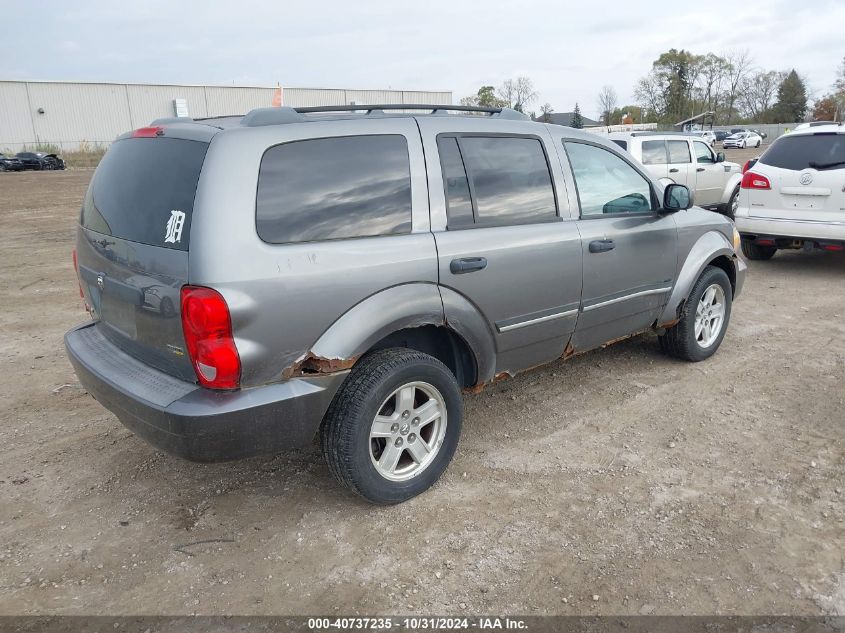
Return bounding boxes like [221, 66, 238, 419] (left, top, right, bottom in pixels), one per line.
[692, 139, 724, 205]
[563, 140, 678, 353]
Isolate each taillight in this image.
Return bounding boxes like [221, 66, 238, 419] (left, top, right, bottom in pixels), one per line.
[180, 286, 241, 390]
[741, 171, 771, 190]
[132, 126, 164, 138]
[71, 249, 84, 298]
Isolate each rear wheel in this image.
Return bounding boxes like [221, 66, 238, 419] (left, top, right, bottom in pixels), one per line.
[320, 348, 463, 504]
[741, 240, 777, 260]
[659, 266, 732, 362]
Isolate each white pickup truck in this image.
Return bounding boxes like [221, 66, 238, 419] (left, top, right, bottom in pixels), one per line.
[609, 132, 743, 217]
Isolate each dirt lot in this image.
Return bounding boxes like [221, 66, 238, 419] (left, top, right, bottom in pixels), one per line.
[2, 152, 844, 616]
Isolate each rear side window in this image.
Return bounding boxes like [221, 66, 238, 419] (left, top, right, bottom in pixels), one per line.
[668, 140, 691, 163]
[641, 140, 667, 165]
[437, 137, 474, 229]
[81, 138, 208, 251]
[256, 135, 412, 244]
[760, 134, 845, 171]
[457, 136, 557, 226]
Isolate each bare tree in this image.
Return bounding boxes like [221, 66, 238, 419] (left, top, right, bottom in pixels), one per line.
[497, 77, 537, 112]
[597, 85, 618, 125]
[741, 70, 785, 121]
[723, 50, 753, 123]
[634, 75, 663, 119]
[539, 102, 554, 122]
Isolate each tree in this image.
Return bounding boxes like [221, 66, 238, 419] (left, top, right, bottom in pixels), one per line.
[741, 70, 784, 122]
[597, 85, 618, 125]
[772, 69, 808, 122]
[497, 77, 537, 112]
[539, 102, 554, 123]
[460, 85, 508, 108]
[571, 103, 584, 129]
[723, 50, 753, 123]
[812, 96, 838, 121]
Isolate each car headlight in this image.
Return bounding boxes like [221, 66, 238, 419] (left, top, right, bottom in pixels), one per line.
[733, 226, 741, 251]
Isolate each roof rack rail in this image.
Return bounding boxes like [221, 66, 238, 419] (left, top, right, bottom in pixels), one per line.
[240, 104, 529, 127]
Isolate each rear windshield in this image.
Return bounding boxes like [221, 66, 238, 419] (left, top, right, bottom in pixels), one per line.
[760, 133, 845, 171]
[81, 137, 208, 250]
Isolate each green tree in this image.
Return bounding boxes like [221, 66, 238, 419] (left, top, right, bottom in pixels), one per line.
[634, 49, 706, 123]
[571, 103, 584, 129]
[460, 85, 508, 108]
[772, 69, 808, 122]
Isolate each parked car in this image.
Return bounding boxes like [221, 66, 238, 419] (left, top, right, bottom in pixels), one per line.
[723, 132, 762, 149]
[714, 130, 731, 142]
[15, 151, 65, 170]
[749, 128, 768, 140]
[65, 104, 745, 504]
[0, 153, 24, 171]
[688, 130, 716, 146]
[609, 132, 743, 216]
[734, 122, 845, 259]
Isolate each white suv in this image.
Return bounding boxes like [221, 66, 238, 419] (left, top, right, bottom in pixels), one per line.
[734, 123, 845, 259]
[610, 132, 743, 216]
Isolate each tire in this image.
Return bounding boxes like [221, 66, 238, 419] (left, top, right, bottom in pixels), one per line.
[659, 266, 732, 362]
[320, 348, 463, 504]
[741, 240, 777, 260]
[724, 186, 739, 219]
[756, 141, 761, 148]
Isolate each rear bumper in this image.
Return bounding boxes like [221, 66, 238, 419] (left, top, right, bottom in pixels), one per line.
[65, 323, 346, 462]
[735, 213, 845, 242]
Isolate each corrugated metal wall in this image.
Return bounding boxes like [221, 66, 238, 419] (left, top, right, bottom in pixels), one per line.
[0, 81, 452, 151]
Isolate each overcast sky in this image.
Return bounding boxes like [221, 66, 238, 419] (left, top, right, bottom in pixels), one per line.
[3, 0, 842, 118]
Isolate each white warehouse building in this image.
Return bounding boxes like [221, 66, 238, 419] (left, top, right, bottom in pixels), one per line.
[0, 80, 453, 152]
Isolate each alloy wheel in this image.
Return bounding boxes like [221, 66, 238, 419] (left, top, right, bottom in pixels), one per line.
[695, 284, 726, 348]
[369, 381, 447, 482]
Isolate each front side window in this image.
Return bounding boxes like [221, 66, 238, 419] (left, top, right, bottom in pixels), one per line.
[668, 140, 692, 164]
[694, 141, 715, 164]
[256, 135, 412, 244]
[641, 140, 667, 165]
[565, 141, 654, 217]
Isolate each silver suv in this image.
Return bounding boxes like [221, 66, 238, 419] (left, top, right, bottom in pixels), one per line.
[65, 104, 746, 503]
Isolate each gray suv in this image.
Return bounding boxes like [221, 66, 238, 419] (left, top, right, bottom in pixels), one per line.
[65, 104, 746, 504]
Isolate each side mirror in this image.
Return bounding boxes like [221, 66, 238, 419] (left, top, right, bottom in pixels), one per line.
[662, 184, 692, 212]
[716, 152, 726, 163]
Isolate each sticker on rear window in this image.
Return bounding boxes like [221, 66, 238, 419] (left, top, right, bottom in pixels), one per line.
[164, 210, 186, 244]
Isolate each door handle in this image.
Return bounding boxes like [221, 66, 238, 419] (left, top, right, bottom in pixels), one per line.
[669, 168, 679, 173]
[589, 239, 615, 253]
[696, 167, 705, 172]
[450, 257, 487, 274]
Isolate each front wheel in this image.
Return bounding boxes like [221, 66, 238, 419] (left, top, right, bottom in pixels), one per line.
[724, 186, 739, 219]
[320, 348, 463, 504]
[659, 266, 732, 362]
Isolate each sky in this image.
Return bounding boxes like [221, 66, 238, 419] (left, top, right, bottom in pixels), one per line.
[2, 0, 843, 119]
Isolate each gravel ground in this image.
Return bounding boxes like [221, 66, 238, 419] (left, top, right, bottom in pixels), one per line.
[1, 152, 844, 616]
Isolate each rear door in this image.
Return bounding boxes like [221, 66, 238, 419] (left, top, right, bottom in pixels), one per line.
[76, 135, 209, 381]
[751, 131, 845, 223]
[418, 117, 583, 372]
[666, 139, 693, 187]
[691, 140, 724, 205]
[562, 139, 678, 352]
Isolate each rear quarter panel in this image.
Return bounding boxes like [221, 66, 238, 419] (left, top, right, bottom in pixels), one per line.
[188, 118, 440, 387]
